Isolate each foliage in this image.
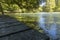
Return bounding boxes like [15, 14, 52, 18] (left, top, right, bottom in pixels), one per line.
[0, 0, 39, 12]
[0, 0, 60, 12]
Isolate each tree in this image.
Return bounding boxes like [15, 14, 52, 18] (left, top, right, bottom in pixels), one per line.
[45, 0, 56, 12]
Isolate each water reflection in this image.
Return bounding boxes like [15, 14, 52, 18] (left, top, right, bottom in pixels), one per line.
[38, 13, 57, 40]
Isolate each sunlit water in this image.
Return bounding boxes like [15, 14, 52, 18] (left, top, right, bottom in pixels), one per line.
[38, 13, 57, 40]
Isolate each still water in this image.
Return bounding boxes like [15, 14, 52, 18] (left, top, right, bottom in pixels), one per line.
[38, 13, 60, 40]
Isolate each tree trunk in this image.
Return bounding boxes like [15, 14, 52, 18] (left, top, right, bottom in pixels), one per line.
[0, 2, 4, 16]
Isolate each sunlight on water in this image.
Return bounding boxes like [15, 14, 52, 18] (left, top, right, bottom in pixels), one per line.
[38, 13, 57, 40]
[48, 23, 57, 40]
[38, 13, 48, 32]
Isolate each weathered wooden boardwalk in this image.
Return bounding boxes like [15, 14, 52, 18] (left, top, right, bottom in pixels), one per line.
[0, 15, 49, 40]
